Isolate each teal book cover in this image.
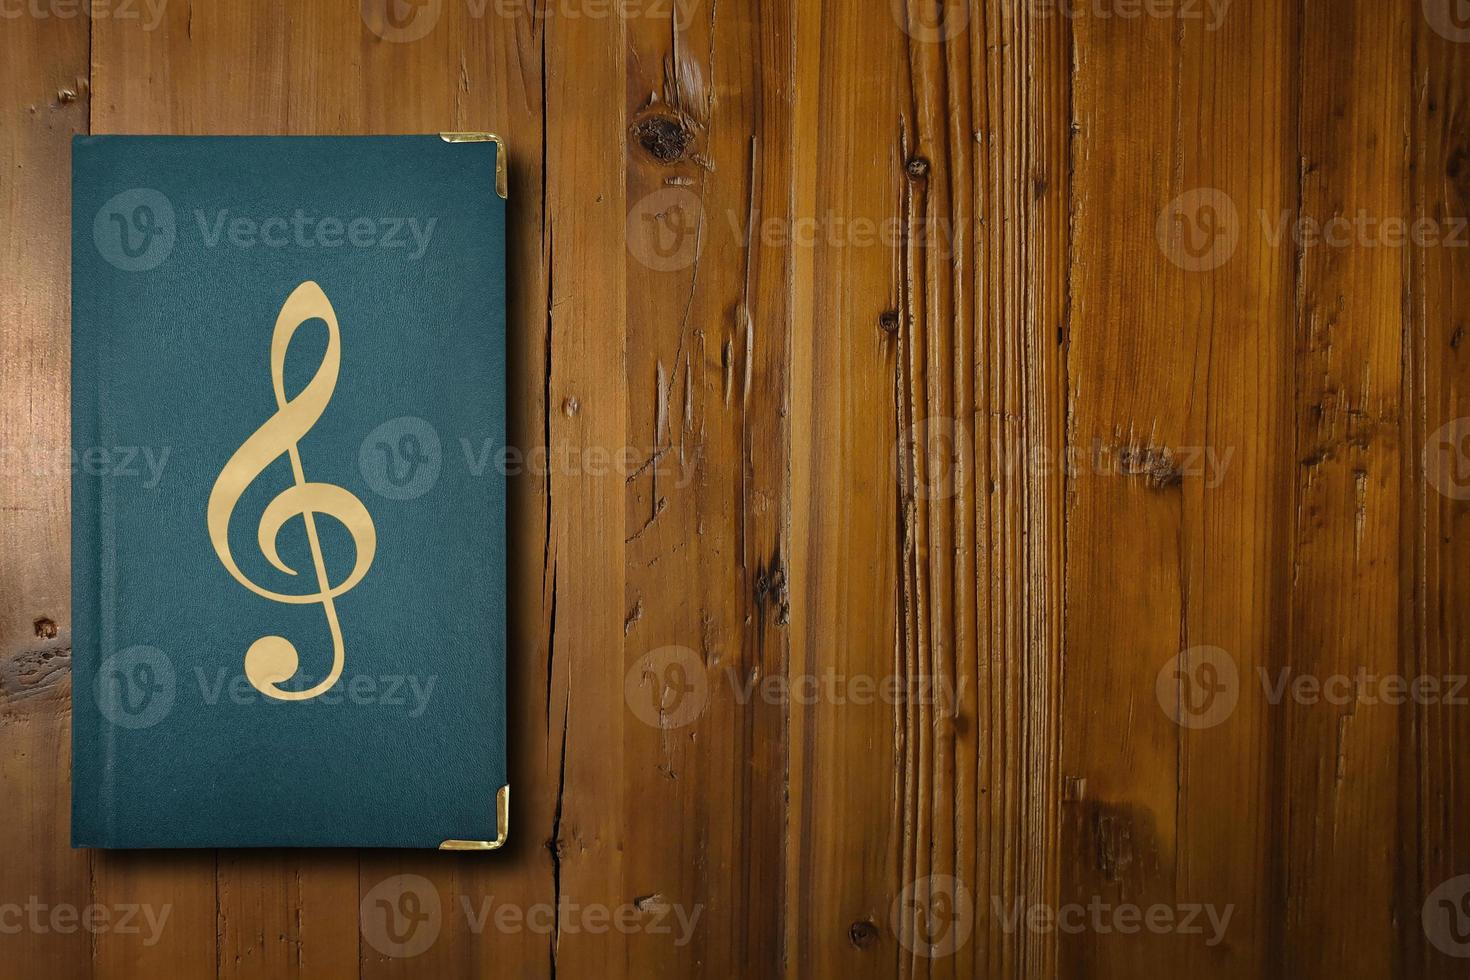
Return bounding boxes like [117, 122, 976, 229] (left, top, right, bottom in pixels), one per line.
[71, 135, 509, 849]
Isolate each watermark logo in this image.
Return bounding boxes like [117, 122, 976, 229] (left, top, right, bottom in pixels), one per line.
[897, 416, 967, 501]
[1157, 188, 1239, 272]
[0, 0, 168, 30]
[627, 188, 704, 272]
[95, 645, 175, 730]
[94, 189, 175, 272]
[494, 0, 702, 26]
[1164, 196, 1470, 272]
[890, 0, 970, 43]
[1424, 874, 1470, 957]
[0, 899, 171, 946]
[195, 668, 438, 717]
[1030, 0, 1232, 29]
[1426, 418, 1470, 501]
[1425, 0, 1470, 42]
[1156, 645, 1239, 729]
[623, 649, 965, 730]
[360, 416, 442, 500]
[625, 646, 709, 730]
[461, 894, 702, 944]
[1, 443, 171, 487]
[361, 0, 442, 42]
[991, 896, 1233, 945]
[892, 875, 975, 958]
[361, 875, 443, 959]
[194, 210, 437, 259]
[1258, 667, 1467, 708]
[892, 420, 1233, 500]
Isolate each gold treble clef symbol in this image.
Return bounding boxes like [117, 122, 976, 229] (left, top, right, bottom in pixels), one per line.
[206, 280, 377, 702]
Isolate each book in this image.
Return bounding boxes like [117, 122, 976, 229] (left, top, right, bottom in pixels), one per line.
[71, 134, 509, 849]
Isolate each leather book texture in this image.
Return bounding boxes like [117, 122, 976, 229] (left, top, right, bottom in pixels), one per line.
[71, 135, 508, 849]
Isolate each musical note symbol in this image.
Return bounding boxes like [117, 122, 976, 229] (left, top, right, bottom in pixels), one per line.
[207, 280, 377, 702]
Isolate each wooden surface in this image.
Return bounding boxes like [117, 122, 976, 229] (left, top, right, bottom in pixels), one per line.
[3, 0, 1469, 977]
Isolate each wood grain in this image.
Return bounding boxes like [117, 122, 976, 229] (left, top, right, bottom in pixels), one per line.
[1283, 3, 1407, 975]
[622, 0, 792, 976]
[0, 7, 92, 980]
[788, 1, 906, 975]
[1064, 2, 1294, 977]
[4, 0, 1470, 977]
[1407, 10, 1470, 980]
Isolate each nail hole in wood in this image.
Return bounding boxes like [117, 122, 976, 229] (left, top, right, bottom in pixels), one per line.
[848, 919, 879, 950]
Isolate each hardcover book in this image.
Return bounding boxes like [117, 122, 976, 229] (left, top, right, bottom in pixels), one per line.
[71, 135, 509, 849]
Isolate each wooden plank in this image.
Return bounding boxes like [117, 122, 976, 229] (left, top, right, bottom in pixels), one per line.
[792, 1, 1071, 977]
[1406, 11, 1470, 979]
[0, 8, 96, 978]
[214, 851, 358, 979]
[531, 2, 631, 977]
[965, 4, 1070, 979]
[788, 0, 908, 974]
[454, 6, 560, 980]
[1282, 3, 1407, 975]
[622, 0, 792, 975]
[1063, 2, 1295, 977]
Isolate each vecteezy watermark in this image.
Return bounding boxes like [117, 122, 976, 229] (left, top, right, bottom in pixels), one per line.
[1, 442, 171, 488]
[889, 0, 970, 43]
[1258, 210, 1470, 250]
[1424, 0, 1470, 43]
[1029, 0, 1232, 29]
[627, 188, 705, 272]
[627, 191, 965, 272]
[93, 190, 438, 271]
[1424, 874, 1470, 958]
[729, 210, 959, 255]
[989, 896, 1234, 947]
[891, 876, 1235, 958]
[626, 646, 710, 729]
[1425, 417, 1470, 501]
[898, 417, 966, 501]
[361, 875, 443, 959]
[98, 658, 440, 729]
[1156, 646, 1240, 730]
[195, 210, 438, 260]
[624, 646, 966, 730]
[490, 0, 700, 25]
[0, 900, 172, 946]
[892, 876, 975, 958]
[95, 645, 176, 730]
[94, 189, 177, 272]
[1160, 189, 1470, 272]
[359, 875, 702, 959]
[359, 416, 698, 501]
[460, 894, 701, 947]
[362, 0, 699, 43]
[360, 0, 443, 42]
[195, 669, 438, 717]
[360, 416, 443, 501]
[1258, 667, 1469, 708]
[1157, 188, 1240, 272]
[0, 0, 167, 30]
[1158, 646, 1470, 729]
[896, 418, 1235, 501]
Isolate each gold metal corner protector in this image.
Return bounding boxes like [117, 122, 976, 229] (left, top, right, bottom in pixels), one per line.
[439, 784, 509, 851]
[439, 132, 508, 199]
